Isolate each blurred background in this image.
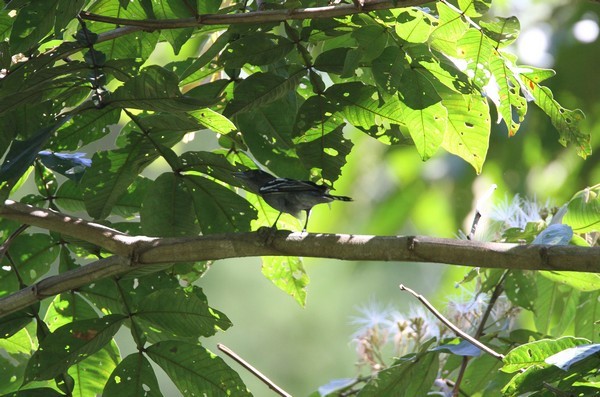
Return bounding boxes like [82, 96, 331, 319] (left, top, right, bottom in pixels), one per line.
[188, 1, 599, 395]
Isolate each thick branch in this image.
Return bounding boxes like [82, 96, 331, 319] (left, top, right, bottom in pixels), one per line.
[0, 200, 153, 257]
[80, 0, 429, 29]
[1, 201, 599, 318]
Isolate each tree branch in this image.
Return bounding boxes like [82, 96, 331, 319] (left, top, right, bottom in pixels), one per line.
[0, 200, 154, 257]
[1, 201, 599, 318]
[80, 0, 430, 30]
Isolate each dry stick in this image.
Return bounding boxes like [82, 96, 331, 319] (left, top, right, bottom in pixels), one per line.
[399, 284, 505, 361]
[452, 270, 510, 397]
[217, 343, 292, 397]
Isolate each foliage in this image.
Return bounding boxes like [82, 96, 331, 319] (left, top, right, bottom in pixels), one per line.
[0, 0, 597, 396]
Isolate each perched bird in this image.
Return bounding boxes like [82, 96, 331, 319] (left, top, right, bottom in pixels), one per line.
[234, 169, 352, 232]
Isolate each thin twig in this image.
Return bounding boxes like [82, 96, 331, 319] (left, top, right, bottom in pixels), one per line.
[452, 270, 510, 396]
[217, 343, 292, 397]
[0, 224, 30, 261]
[399, 284, 504, 360]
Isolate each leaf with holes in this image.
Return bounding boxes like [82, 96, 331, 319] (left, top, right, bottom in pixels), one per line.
[24, 315, 126, 382]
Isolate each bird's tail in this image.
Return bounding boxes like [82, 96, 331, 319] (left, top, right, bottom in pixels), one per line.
[328, 194, 353, 201]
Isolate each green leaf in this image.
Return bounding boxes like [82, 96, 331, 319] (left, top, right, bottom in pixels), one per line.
[24, 315, 126, 382]
[563, 185, 600, 233]
[219, 33, 294, 68]
[351, 25, 389, 63]
[505, 271, 537, 311]
[575, 291, 600, 342]
[0, 388, 66, 397]
[134, 288, 231, 340]
[296, 125, 353, 183]
[179, 151, 240, 186]
[0, 328, 35, 394]
[458, 0, 491, 18]
[456, 29, 495, 90]
[521, 71, 590, 158]
[188, 108, 236, 135]
[103, 353, 163, 397]
[183, 175, 256, 234]
[226, 69, 305, 116]
[372, 46, 407, 94]
[313, 47, 351, 74]
[69, 341, 120, 397]
[44, 294, 100, 333]
[140, 172, 200, 237]
[33, 162, 58, 197]
[501, 337, 593, 395]
[49, 108, 121, 151]
[429, 2, 469, 56]
[262, 256, 308, 307]
[0, 308, 35, 339]
[540, 271, 600, 292]
[358, 351, 438, 396]
[152, 1, 194, 54]
[108, 66, 210, 112]
[0, 234, 59, 285]
[399, 100, 447, 161]
[480, 16, 520, 47]
[8, 1, 58, 54]
[502, 336, 590, 373]
[236, 96, 307, 178]
[88, 0, 160, 60]
[441, 93, 490, 173]
[488, 52, 528, 136]
[146, 341, 251, 396]
[395, 8, 438, 43]
[325, 83, 406, 145]
[80, 115, 194, 219]
[56, 178, 149, 218]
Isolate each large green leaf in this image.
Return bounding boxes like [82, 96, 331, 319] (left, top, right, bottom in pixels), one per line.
[358, 351, 439, 396]
[225, 69, 305, 116]
[140, 172, 200, 237]
[296, 125, 354, 183]
[24, 315, 126, 382]
[7, 0, 58, 54]
[108, 66, 211, 112]
[262, 256, 309, 307]
[134, 288, 231, 340]
[505, 271, 537, 311]
[219, 32, 294, 68]
[69, 341, 120, 397]
[146, 341, 251, 396]
[0, 234, 60, 285]
[184, 174, 256, 233]
[80, 112, 196, 219]
[441, 92, 490, 173]
[521, 69, 590, 158]
[49, 108, 121, 151]
[395, 8, 438, 43]
[87, 0, 160, 60]
[501, 337, 593, 395]
[103, 353, 163, 397]
[44, 294, 99, 332]
[563, 185, 600, 233]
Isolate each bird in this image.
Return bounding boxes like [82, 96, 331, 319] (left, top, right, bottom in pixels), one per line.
[233, 169, 352, 232]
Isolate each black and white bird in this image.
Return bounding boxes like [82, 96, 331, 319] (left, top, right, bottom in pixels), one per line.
[234, 169, 352, 232]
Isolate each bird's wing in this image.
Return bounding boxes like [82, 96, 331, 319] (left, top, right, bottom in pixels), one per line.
[259, 178, 328, 195]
